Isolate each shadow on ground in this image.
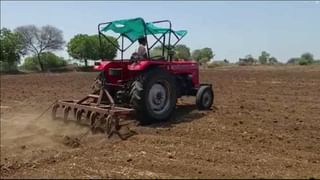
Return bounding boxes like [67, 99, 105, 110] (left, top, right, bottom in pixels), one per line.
[145, 104, 216, 128]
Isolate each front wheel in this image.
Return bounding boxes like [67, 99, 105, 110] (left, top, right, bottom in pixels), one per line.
[196, 85, 214, 110]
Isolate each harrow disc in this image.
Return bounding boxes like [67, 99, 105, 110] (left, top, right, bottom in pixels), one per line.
[105, 115, 113, 135]
[52, 104, 60, 120]
[63, 106, 71, 121]
[51, 88, 135, 139]
[73, 108, 78, 119]
[76, 109, 85, 123]
[85, 111, 92, 123]
[94, 113, 107, 132]
[89, 112, 99, 132]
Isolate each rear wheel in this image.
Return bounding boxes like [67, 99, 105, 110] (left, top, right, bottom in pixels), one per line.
[130, 68, 177, 124]
[196, 85, 214, 110]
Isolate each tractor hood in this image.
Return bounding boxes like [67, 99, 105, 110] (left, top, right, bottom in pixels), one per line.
[94, 60, 111, 71]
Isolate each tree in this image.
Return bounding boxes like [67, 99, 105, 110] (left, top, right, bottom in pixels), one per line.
[191, 48, 214, 64]
[67, 34, 118, 66]
[287, 57, 300, 64]
[67, 34, 90, 66]
[200, 48, 214, 61]
[269, 57, 278, 64]
[300, 52, 314, 64]
[0, 28, 25, 72]
[246, 54, 256, 64]
[91, 34, 118, 60]
[200, 57, 210, 65]
[287, 52, 314, 65]
[21, 52, 67, 71]
[258, 51, 270, 64]
[191, 49, 201, 62]
[174, 44, 191, 59]
[15, 25, 65, 71]
[239, 54, 256, 65]
[149, 44, 191, 60]
[150, 45, 163, 57]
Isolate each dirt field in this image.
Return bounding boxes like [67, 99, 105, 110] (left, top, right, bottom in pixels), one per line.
[1, 65, 320, 178]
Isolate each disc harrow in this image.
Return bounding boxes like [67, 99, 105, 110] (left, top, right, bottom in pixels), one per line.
[51, 88, 136, 140]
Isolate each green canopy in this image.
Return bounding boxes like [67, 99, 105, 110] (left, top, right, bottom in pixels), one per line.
[101, 17, 187, 42]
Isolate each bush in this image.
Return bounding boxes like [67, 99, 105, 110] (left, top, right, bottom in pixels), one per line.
[288, 52, 315, 65]
[21, 57, 39, 71]
[298, 59, 308, 65]
[21, 52, 67, 71]
[0, 61, 10, 72]
[0, 61, 20, 73]
[298, 58, 313, 65]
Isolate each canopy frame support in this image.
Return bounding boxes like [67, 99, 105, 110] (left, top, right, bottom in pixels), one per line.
[97, 18, 186, 62]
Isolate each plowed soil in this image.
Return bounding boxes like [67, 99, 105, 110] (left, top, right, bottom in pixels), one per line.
[1, 65, 320, 178]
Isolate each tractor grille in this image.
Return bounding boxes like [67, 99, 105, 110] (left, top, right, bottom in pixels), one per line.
[109, 68, 122, 76]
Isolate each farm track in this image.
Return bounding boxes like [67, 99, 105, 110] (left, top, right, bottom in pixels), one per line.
[1, 65, 320, 178]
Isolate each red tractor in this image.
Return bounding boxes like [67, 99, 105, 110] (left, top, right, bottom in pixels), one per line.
[93, 17, 214, 123]
[52, 18, 214, 138]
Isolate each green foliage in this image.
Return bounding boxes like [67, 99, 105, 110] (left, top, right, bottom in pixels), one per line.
[0, 61, 11, 72]
[200, 57, 210, 64]
[15, 25, 65, 71]
[240, 52, 279, 65]
[150, 44, 191, 60]
[287, 57, 300, 64]
[201, 48, 214, 61]
[150, 45, 165, 57]
[298, 58, 309, 65]
[191, 48, 214, 64]
[191, 49, 201, 62]
[301, 52, 314, 62]
[300, 52, 314, 65]
[22, 57, 39, 71]
[67, 34, 118, 66]
[174, 44, 191, 59]
[287, 52, 315, 65]
[0, 28, 25, 72]
[21, 52, 67, 71]
[258, 51, 279, 64]
[269, 57, 278, 64]
[258, 51, 270, 64]
[239, 54, 257, 65]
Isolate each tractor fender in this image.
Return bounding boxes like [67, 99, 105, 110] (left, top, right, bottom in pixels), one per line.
[93, 61, 112, 71]
[128, 60, 167, 71]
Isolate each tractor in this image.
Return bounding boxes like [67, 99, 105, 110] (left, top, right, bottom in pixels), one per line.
[52, 17, 214, 137]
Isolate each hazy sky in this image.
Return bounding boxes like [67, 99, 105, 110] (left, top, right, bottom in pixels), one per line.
[1, 1, 320, 62]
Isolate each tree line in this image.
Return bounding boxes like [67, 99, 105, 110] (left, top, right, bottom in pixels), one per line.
[239, 51, 319, 65]
[1, 24, 319, 73]
[0, 25, 118, 72]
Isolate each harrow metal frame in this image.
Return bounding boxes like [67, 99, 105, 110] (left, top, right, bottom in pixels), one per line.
[51, 88, 135, 140]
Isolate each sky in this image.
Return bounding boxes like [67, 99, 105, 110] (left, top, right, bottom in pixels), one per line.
[1, 1, 320, 63]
